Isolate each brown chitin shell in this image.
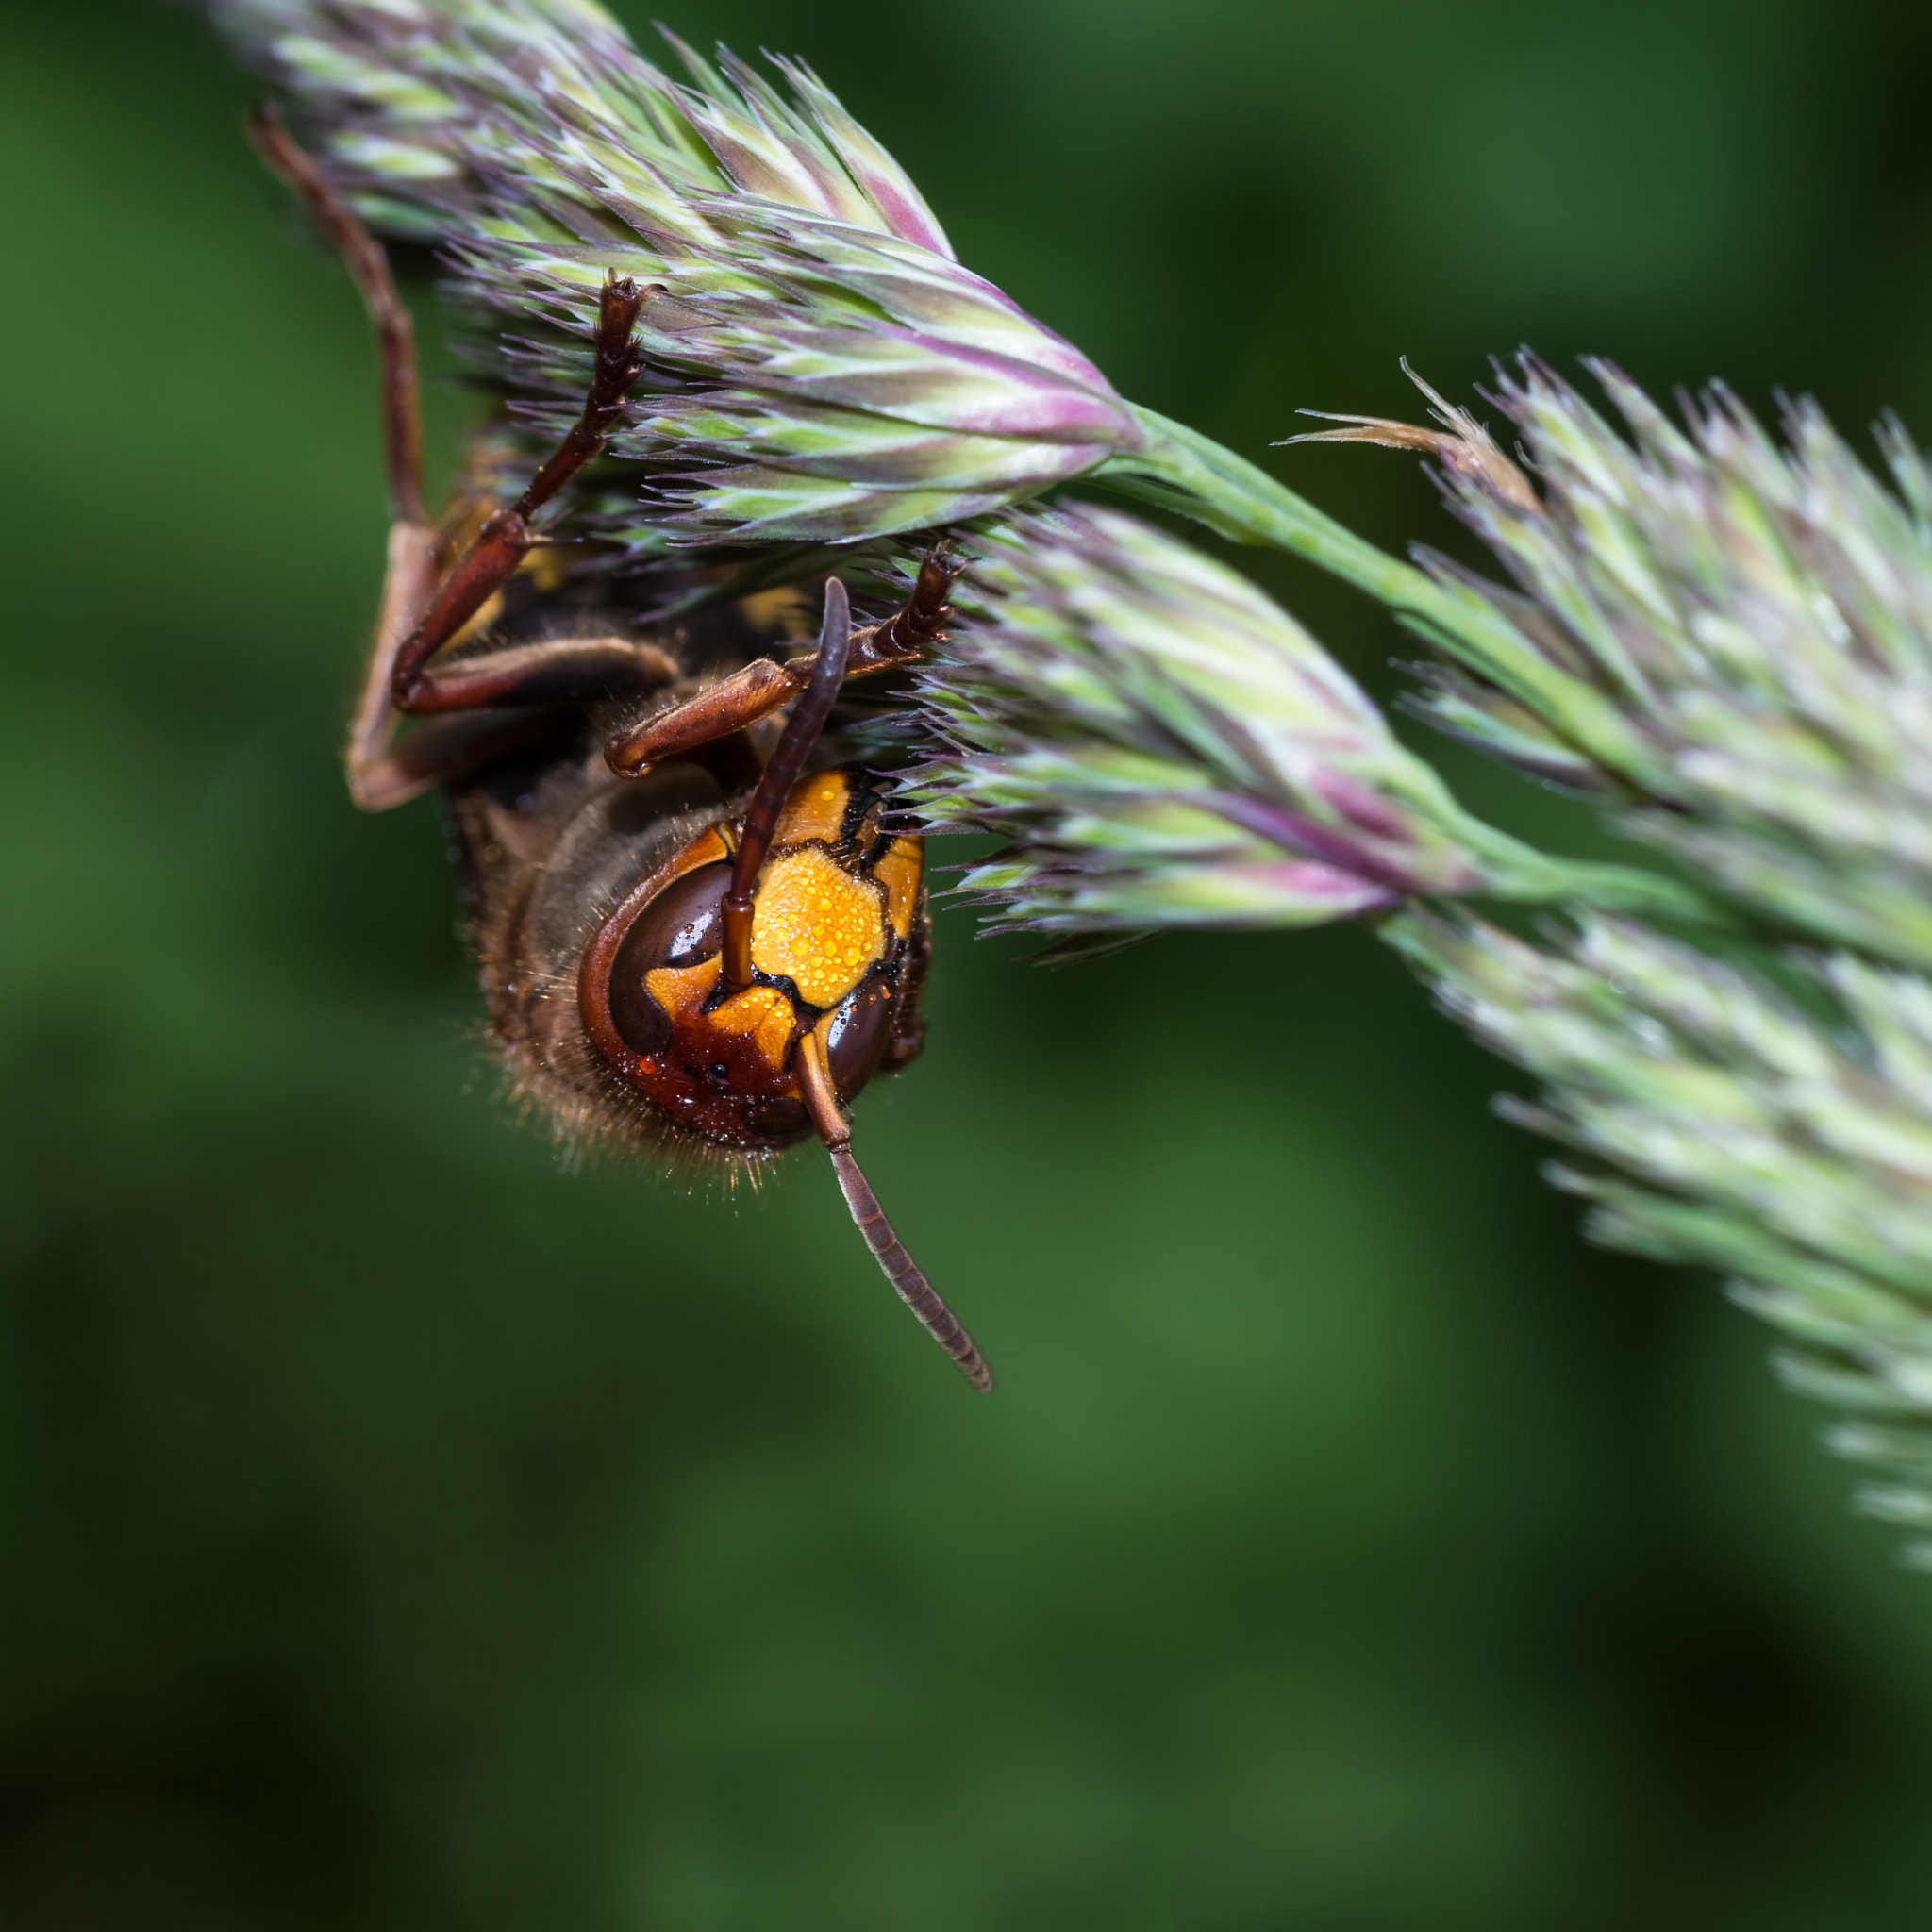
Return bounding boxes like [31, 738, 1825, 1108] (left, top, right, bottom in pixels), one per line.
[449, 739, 928, 1175]
[579, 767, 928, 1150]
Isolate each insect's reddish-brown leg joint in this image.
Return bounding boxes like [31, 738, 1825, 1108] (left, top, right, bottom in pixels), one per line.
[602, 545, 962, 782]
[868, 545, 963, 662]
[388, 274, 648, 712]
[247, 100, 426, 528]
[605, 658, 805, 779]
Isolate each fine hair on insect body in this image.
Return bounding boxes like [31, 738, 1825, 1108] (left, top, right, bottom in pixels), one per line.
[247, 104, 992, 1392]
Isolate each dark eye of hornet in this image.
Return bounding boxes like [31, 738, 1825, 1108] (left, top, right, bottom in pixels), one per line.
[249, 105, 991, 1391]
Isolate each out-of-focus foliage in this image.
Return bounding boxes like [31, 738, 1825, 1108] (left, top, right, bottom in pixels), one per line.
[1395, 913, 1932, 1567]
[1400, 364, 1932, 964]
[10, 3, 1932, 1930]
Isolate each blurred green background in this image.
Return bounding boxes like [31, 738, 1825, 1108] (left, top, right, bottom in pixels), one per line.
[8, 1, 1932, 1925]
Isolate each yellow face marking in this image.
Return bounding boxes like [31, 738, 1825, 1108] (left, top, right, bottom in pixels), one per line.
[644, 954, 721, 1024]
[772, 769, 851, 849]
[751, 846, 885, 1008]
[708, 985, 797, 1071]
[872, 836, 923, 941]
[641, 955, 792, 1072]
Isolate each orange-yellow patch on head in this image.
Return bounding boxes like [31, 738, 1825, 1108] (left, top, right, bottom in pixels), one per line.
[708, 985, 797, 1070]
[643, 953, 721, 1025]
[773, 770, 850, 849]
[751, 846, 885, 1008]
[872, 836, 923, 940]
